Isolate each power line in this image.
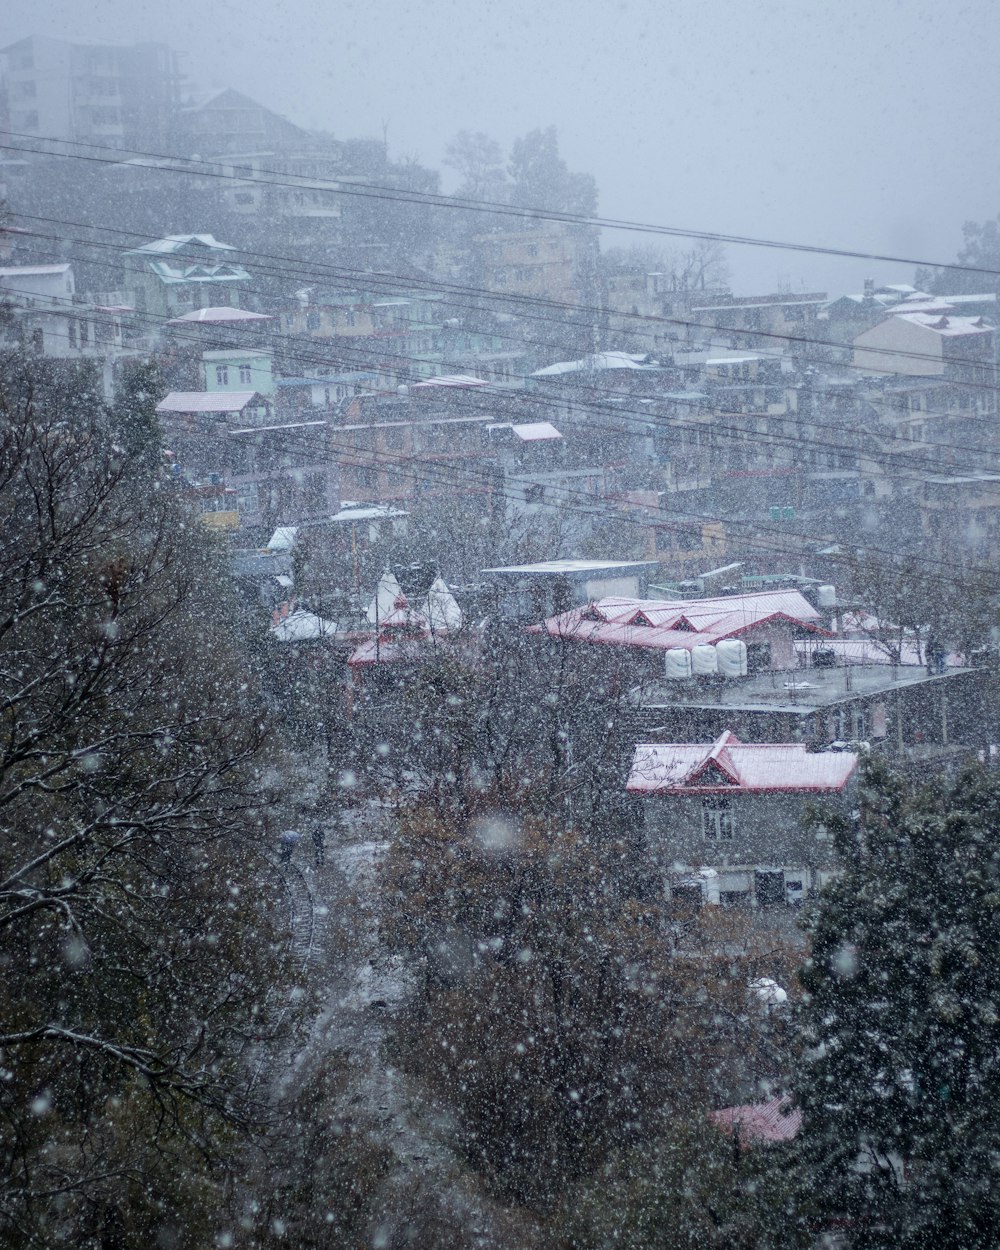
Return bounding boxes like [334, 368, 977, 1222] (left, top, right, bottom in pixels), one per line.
[11, 208, 1000, 394]
[8, 314, 999, 590]
[11, 211, 1000, 456]
[4, 129, 999, 277]
[20, 275, 1000, 489]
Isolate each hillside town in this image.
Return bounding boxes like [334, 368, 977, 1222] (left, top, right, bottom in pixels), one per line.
[4, 22, 1000, 1250]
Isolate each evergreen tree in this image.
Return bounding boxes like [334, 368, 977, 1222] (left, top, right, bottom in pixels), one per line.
[791, 759, 1000, 1248]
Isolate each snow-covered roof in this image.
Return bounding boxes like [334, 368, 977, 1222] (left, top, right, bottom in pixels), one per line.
[627, 732, 858, 795]
[358, 572, 462, 655]
[366, 570, 405, 626]
[203, 349, 271, 361]
[528, 588, 826, 652]
[168, 306, 271, 324]
[532, 351, 653, 377]
[148, 260, 251, 286]
[0, 263, 72, 277]
[269, 606, 338, 643]
[483, 559, 658, 577]
[487, 421, 563, 442]
[156, 391, 261, 414]
[424, 577, 463, 630]
[266, 526, 298, 552]
[127, 234, 237, 256]
[796, 638, 963, 667]
[884, 299, 955, 315]
[893, 312, 993, 337]
[511, 421, 562, 441]
[710, 1096, 801, 1145]
[331, 504, 408, 523]
[408, 374, 490, 390]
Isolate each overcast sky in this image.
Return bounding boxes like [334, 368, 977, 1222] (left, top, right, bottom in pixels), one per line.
[5, 0, 1000, 294]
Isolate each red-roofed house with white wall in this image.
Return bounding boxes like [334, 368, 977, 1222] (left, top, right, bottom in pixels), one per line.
[528, 588, 829, 677]
[627, 732, 859, 907]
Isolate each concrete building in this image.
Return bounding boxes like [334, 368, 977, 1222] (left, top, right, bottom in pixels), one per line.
[1, 35, 180, 151]
[627, 731, 859, 907]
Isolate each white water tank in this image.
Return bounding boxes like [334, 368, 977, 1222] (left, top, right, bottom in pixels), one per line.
[692, 644, 719, 676]
[716, 638, 749, 678]
[817, 584, 837, 608]
[665, 647, 692, 680]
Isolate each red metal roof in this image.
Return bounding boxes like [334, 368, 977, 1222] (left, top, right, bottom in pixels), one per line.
[627, 732, 858, 795]
[710, 1096, 801, 1145]
[528, 588, 827, 652]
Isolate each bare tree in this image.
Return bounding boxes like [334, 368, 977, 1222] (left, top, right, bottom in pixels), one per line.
[0, 356, 298, 1246]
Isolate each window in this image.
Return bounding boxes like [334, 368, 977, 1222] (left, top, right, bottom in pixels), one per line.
[79, 320, 88, 347]
[306, 312, 320, 331]
[702, 796, 734, 840]
[67, 319, 77, 348]
[215, 365, 229, 386]
[238, 364, 252, 385]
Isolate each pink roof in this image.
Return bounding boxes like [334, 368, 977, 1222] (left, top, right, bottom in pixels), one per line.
[527, 588, 827, 652]
[710, 1097, 801, 1145]
[347, 603, 436, 666]
[156, 391, 261, 414]
[168, 306, 272, 324]
[627, 732, 858, 795]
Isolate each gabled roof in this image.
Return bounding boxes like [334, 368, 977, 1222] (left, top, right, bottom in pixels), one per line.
[127, 234, 236, 256]
[528, 588, 826, 652]
[148, 260, 251, 285]
[627, 733, 858, 795]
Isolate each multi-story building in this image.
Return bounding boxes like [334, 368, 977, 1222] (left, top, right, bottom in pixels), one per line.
[1, 35, 181, 151]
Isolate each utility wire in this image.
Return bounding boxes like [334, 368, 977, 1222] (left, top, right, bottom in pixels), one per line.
[4, 129, 999, 277]
[20, 280, 1000, 488]
[10, 207, 1000, 383]
[11, 214, 1000, 447]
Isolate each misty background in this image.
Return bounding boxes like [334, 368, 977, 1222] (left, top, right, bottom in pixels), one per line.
[4, 0, 998, 294]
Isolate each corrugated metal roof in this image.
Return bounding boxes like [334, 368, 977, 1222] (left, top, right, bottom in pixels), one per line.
[157, 391, 260, 414]
[627, 733, 858, 794]
[530, 588, 825, 651]
[710, 1096, 801, 1145]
